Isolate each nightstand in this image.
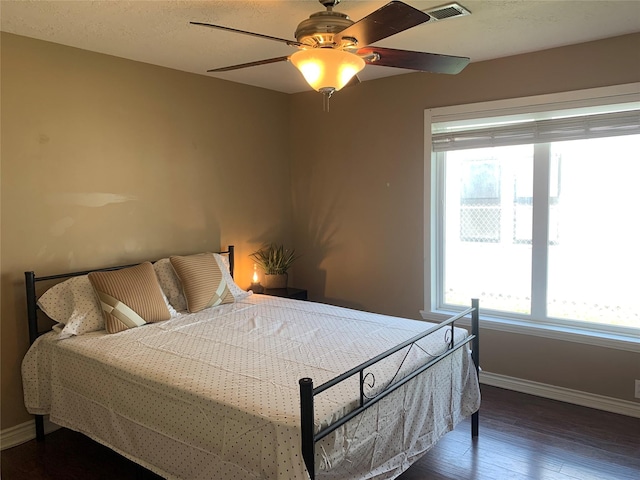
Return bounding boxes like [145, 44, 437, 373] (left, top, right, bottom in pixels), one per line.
[261, 287, 308, 300]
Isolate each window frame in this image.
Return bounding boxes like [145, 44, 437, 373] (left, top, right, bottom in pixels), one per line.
[423, 83, 640, 353]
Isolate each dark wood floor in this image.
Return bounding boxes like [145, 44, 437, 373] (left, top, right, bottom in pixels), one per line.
[2, 386, 639, 479]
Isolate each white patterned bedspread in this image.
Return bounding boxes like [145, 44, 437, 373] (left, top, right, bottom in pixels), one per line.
[22, 294, 480, 480]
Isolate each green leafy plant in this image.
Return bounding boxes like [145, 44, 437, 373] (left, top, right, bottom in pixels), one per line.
[250, 243, 299, 275]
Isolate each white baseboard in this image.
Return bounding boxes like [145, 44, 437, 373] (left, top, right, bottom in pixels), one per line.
[1, 417, 60, 450]
[480, 371, 640, 418]
[3, 376, 638, 449]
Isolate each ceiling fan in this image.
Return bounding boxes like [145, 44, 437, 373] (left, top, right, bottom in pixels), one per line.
[191, 0, 470, 105]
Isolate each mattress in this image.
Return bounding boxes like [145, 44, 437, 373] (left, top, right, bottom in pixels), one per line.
[22, 294, 480, 480]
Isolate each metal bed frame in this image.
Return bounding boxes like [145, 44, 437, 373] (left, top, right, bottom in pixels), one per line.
[24, 245, 479, 479]
[299, 299, 480, 479]
[25, 246, 235, 441]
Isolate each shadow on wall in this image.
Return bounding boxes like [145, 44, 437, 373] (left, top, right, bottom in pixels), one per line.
[247, 223, 290, 248]
[296, 184, 366, 311]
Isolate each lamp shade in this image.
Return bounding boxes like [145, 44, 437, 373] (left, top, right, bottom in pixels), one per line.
[290, 49, 365, 93]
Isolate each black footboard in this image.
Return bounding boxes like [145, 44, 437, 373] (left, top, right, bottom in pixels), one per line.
[299, 299, 480, 479]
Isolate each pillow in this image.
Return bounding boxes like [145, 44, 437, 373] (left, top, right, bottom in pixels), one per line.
[88, 262, 171, 334]
[154, 253, 249, 311]
[153, 258, 188, 311]
[217, 253, 231, 274]
[213, 253, 251, 301]
[37, 275, 105, 339]
[169, 253, 235, 313]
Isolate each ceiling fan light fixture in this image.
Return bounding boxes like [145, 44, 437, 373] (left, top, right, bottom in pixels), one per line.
[290, 48, 365, 93]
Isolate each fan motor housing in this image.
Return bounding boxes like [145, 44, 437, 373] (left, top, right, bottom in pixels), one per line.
[295, 11, 354, 47]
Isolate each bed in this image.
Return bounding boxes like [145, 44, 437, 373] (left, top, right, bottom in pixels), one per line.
[22, 246, 480, 480]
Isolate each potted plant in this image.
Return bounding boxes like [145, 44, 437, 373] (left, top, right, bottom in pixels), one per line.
[250, 243, 299, 289]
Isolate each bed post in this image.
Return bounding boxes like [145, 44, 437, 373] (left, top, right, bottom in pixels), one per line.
[471, 298, 480, 438]
[25, 271, 45, 442]
[25, 272, 38, 345]
[299, 377, 315, 479]
[228, 245, 235, 278]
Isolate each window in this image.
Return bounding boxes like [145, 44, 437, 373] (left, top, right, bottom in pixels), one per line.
[425, 84, 640, 344]
[459, 158, 501, 243]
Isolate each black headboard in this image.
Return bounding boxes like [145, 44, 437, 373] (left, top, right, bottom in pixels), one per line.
[24, 245, 234, 442]
[25, 245, 235, 345]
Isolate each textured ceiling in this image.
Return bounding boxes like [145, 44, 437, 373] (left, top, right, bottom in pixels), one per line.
[2, 0, 639, 93]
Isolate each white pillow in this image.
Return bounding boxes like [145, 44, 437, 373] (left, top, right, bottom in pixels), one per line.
[38, 272, 178, 339]
[213, 253, 250, 301]
[153, 253, 249, 312]
[38, 276, 104, 339]
[153, 258, 188, 311]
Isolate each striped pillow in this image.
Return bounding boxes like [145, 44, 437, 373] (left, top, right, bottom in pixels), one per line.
[170, 253, 234, 313]
[88, 262, 171, 334]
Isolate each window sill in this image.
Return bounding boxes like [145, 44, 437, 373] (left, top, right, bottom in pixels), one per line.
[420, 309, 640, 353]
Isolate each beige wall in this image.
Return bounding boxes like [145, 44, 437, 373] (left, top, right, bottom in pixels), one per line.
[289, 34, 640, 402]
[2, 31, 639, 434]
[1, 33, 293, 430]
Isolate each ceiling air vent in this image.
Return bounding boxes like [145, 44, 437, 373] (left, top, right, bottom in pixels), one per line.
[424, 3, 471, 21]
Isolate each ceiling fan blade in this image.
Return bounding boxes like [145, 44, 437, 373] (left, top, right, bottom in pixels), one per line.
[190, 22, 303, 47]
[358, 46, 469, 74]
[207, 56, 290, 73]
[335, 1, 430, 47]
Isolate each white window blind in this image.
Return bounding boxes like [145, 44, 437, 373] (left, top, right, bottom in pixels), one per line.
[432, 110, 640, 152]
